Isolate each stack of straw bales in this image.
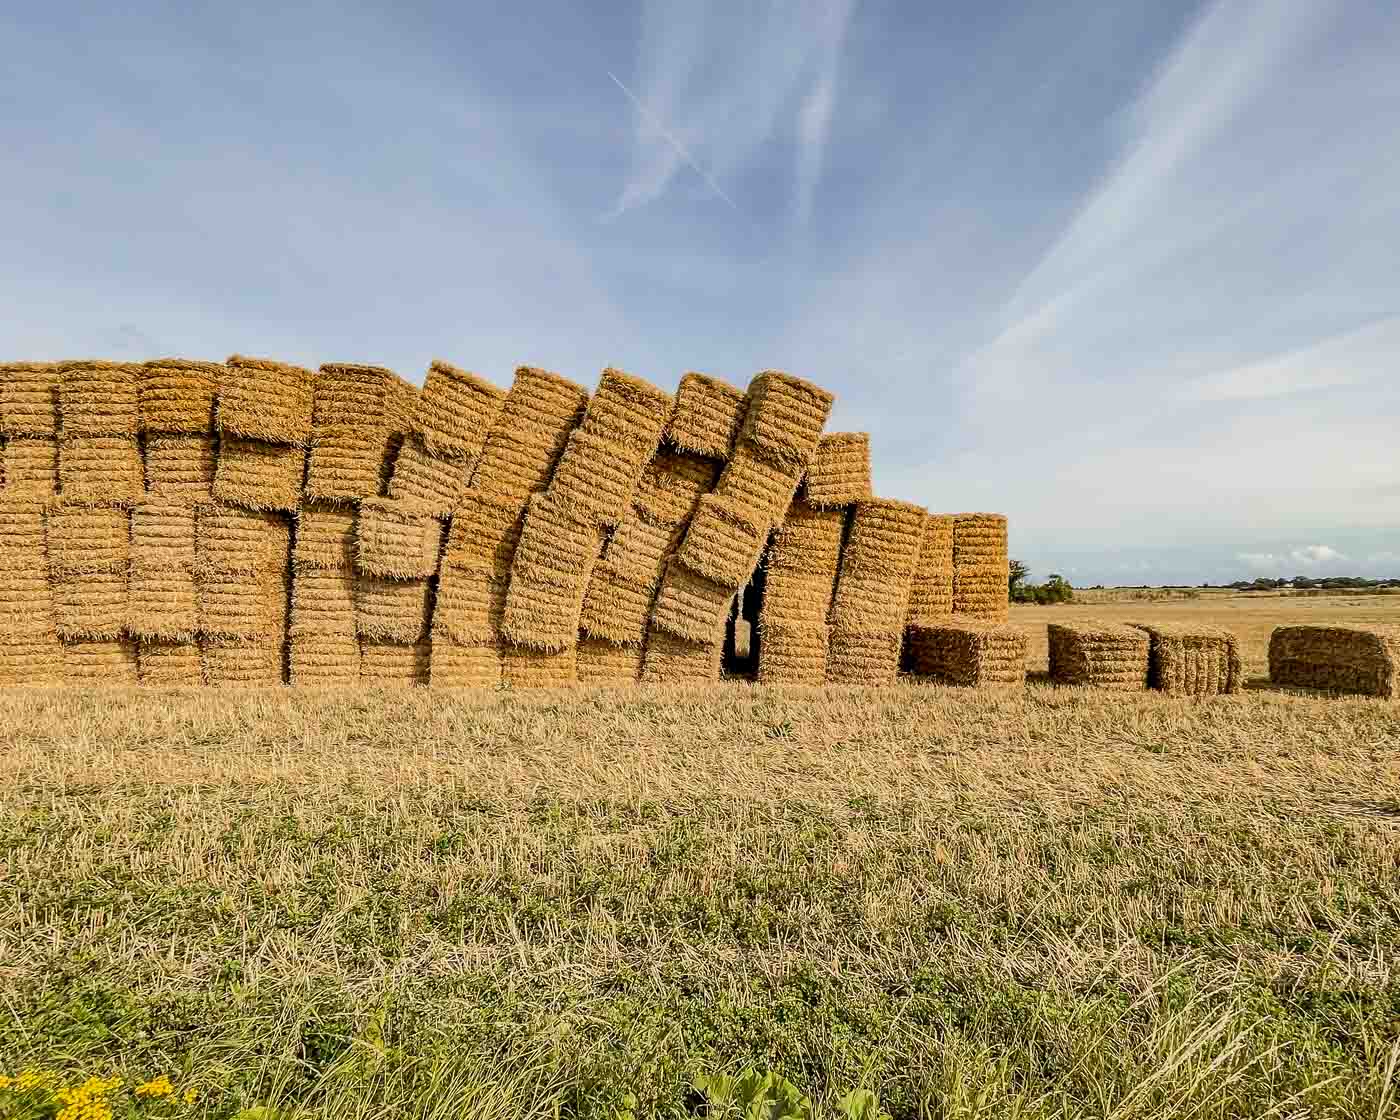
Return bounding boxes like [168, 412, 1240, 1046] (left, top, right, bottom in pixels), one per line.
[825, 498, 926, 685]
[1268, 625, 1399, 699]
[906, 515, 954, 626]
[907, 620, 1027, 687]
[1, 362, 62, 495]
[132, 358, 222, 684]
[646, 371, 830, 682]
[754, 499, 847, 685]
[1128, 622, 1243, 697]
[1047, 622, 1149, 690]
[0, 496, 61, 684]
[952, 513, 1008, 621]
[431, 366, 588, 686]
[501, 368, 671, 688]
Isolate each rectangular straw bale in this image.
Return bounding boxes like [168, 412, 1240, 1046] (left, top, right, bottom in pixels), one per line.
[1268, 624, 1399, 699]
[500, 572, 588, 653]
[841, 499, 927, 574]
[650, 559, 734, 644]
[307, 364, 418, 503]
[0, 572, 54, 634]
[432, 565, 509, 644]
[603, 510, 683, 586]
[768, 500, 846, 576]
[128, 567, 198, 642]
[805, 433, 871, 509]
[633, 452, 721, 529]
[140, 359, 222, 434]
[136, 639, 204, 687]
[736, 370, 834, 471]
[825, 628, 903, 686]
[201, 636, 285, 687]
[952, 513, 1009, 621]
[288, 567, 358, 638]
[0, 362, 61, 437]
[356, 497, 445, 580]
[52, 568, 127, 640]
[58, 361, 140, 438]
[907, 515, 954, 625]
[756, 621, 828, 685]
[411, 360, 505, 461]
[62, 638, 140, 684]
[1047, 622, 1149, 690]
[548, 426, 656, 530]
[508, 493, 604, 590]
[58, 437, 144, 506]
[443, 492, 526, 573]
[144, 434, 216, 499]
[359, 640, 431, 687]
[218, 355, 317, 445]
[1127, 622, 1244, 696]
[2, 438, 60, 495]
[354, 574, 432, 643]
[640, 629, 722, 684]
[429, 637, 501, 687]
[199, 568, 289, 640]
[288, 633, 361, 687]
[293, 503, 357, 571]
[502, 644, 578, 688]
[675, 493, 768, 590]
[713, 441, 804, 528]
[130, 501, 197, 570]
[0, 638, 62, 686]
[469, 366, 589, 503]
[907, 620, 1027, 687]
[579, 562, 652, 646]
[761, 566, 836, 627]
[196, 504, 291, 573]
[46, 503, 129, 575]
[576, 367, 673, 451]
[0, 497, 48, 572]
[386, 435, 469, 518]
[665, 372, 746, 459]
[213, 436, 305, 513]
[577, 638, 644, 685]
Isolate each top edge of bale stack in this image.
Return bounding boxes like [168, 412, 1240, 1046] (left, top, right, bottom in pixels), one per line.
[468, 365, 590, 504]
[805, 432, 872, 509]
[306, 362, 420, 504]
[141, 358, 223, 434]
[58, 360, 142, 438]
[413, 359, 507, 461]
[665, 372, 746, 460]
[218, 354, 318, 445]
[737, 370, 835, 471]
[0, 361, 63, 437]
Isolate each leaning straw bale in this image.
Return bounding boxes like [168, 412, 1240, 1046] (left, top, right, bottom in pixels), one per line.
[907, 620, 1027, 688]
[649, 559, 734, 644]
[825, 629, 903, 686]
[755, 622, 828, 686]
[665, 372, 746, 459]
[1268, 624, 1399, 699]
[387, 436, 470, 518]
[1048, 622, 1149, 691]
[600, 510, 683, 586]
[468, 366, 589, 503]
[444, 492, 526, 573]
[640, 629, 722, 684]
[2, 438, 60, 495]
[907, 515, 954, 626]
[359, 640, 431, 686]
[62, 639, 140, 684]
[306, 363, 420, 504]
[218, 355, 317, 445]
[574, 367, 672, 452]
[58, 437, 144, 507]
[1127, 622, 1244, 696]
[502, 644, 578, 688]
[804, 433, 871, 509]
[293, 503, 357, 571]
[952, 513, 1009, 622]
[0, 362, 61, 437]
[576, 638, 644, 685]
[548, 427, 657, 530]
[429, 637, 501, 687]
[136, 640, 203, 686]
[736, 370, 834, 471]
[58, 360, 140, 438]
[354, 574, 432, 643]
[508, 493, 604, 591]
[578, 562, 653, 646]
[712, 441, 804, 529]
[288, 633, 361, 687]
[675, 494, 768, 590]
[140, 358, 222, 434]
[500, 572, 589, 653]
[633, 452, 721, 529]
[201, 636, 285, 687]
[411, 360, 506, 461]
[356, 497, 445, 580]
[46, 502, 129, 576]
[143, 434, 216, 500]
[432, 565, 509, 644]
[213, 437, 305, 513]
[768, 501, 845, 577]
[827, 499, 926, 633]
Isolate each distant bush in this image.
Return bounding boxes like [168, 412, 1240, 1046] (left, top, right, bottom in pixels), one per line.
[1009, 562, 1073, 604]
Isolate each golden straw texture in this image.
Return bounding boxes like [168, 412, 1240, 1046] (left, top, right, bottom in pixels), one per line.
[805, 433, 871, 509]
[201, 636, 285, 687]
[293, 503, 357, 571]
[140, 358, 221, 434]
[640, 629, 722, 684]
[213, 437, 305, 513]
[58, 437, 143, 507]
[136, 639, 204, 687]
[355, 497, 445, 580]
[469, 366, 589, 503]
[1047, 622, 1150, 691]
[675, 494, 768, 590]
[387, 436, 469, 518]
[501, 644, 578, 689]
[952, 513, 1008, 622]
[907, 620, 1027, 688]
[412, 360, 506, 461]
[354, 573, 432, 643]
[1127, 621, 1244, 697]
[649, 559, 734, 644]
[907, 514, 954, 626]
[143, 434, 216, 500]
[58, 361, 140, 438]
[1268, 624, 1399, 699]
[307, 364, 420, 503]
[736, 370, 834, 471]
[218, 355, 317, 445]
[576, 638, 644, 685]
[429, 637, 501, 687]
[288, 633, 362, 687]
[3, 438, 60, 495]
[0, 362, 61, 437]
[62, 638, 140, 684]
[665, 372, 746, 459]
[755, 621, 828, 686]
[359, 640, 431, 686]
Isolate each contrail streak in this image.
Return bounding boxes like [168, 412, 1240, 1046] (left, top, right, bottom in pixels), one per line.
[607, 70, 738, 210]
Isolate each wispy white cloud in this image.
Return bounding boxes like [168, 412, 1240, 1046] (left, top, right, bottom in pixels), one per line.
[1239, 545, 1349, 572]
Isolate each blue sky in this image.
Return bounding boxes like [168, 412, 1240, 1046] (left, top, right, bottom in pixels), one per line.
[3, 0, 1397, 585]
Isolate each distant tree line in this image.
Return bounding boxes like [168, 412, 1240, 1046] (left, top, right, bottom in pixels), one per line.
[1009, 560, 1073, 604]
[1218, 575, 1400, 591]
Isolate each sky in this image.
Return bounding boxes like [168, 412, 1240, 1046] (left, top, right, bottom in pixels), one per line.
[2, 0, 1397, 586]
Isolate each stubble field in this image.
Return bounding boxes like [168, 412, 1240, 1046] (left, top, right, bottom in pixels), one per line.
[1, 593, 1398, 1119]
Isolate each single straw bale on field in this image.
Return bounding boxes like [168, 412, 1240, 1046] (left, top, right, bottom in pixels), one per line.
[469, 366, 589, 502]
[202, 636, 285, 687]
[444, 492, 526, 573]
[579, 562, 653, 646]
[199, 568, 289, 640]
[432, 565, 508, 644]
[196, 503, 291, 573]
[3, 438, 60, 495]
[675, 493, 767, 590]
[386, 435, 469, 518]
[1047, 622, 1149, 691]
[288, 567, 358, 638]
[577, 638, 644, 685]
[58, 437, 144, 506]
[356, 497, 445, 580]
[756, 621, 828, 686]
[429, 637, 501, 687]
[136, 639, 204, 687]
[502, 644, 578, 688]
[768, 500, 845, 576]
[649, 559, 734, 644]
[0, 497, 48, 572]
[144, 434, 216, 499]
[602, 510, 682, 586]
[58, 361, 140, 438]
[736, 370, 834, 471]
[52, 569, 127, 640]
[411, 360, 505, 461]
[825, 628, 903, 686]
[0, 362, 61, 437]
[62, 638, 140, 685]
[307, 363, 418, 503]
[907, 515, 954, 626]
[804, 433, 871, 509]
[359, 640, 431, 686]
[1127, 622, 1243, 697]
[46, 502, 129, 575]
[218, 355, 316, 445]
[548, 426, 656, 530]
[633, 452, 720, 529]
[128, 567, 199, 642]
[288, 633, 361, 687]
[640, 629, 722, 684]
[1268, 624, 1399, 699]
[130, 501, 197, 570]
[140, 358, 221, 434]
[213, 437, 305, 513]
[293, 503, 357, 571]
[354, 574, 432, 643]
[665, 372, 746, 459]
[509, 493, 603, 590]
[577, 367, 672, 451]
[500, 571, 589, 653]
[907, 620, 1027, 688]
[713, 441, 804, 528]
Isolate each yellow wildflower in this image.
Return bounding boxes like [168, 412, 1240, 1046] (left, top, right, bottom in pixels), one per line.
[136, 1074, 176, 1098]
[183, 1086, 199, 1105]
[0, 1074, 11, 1089]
